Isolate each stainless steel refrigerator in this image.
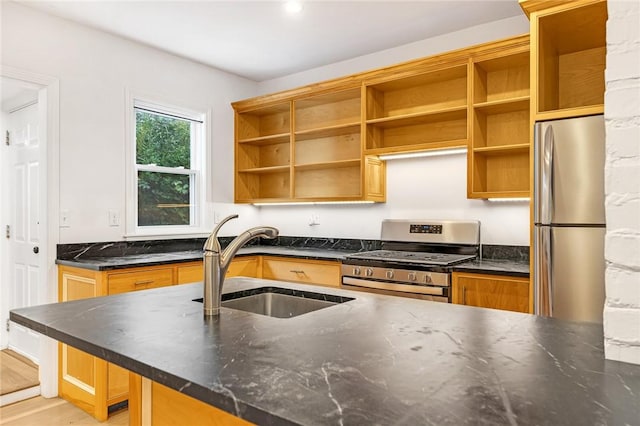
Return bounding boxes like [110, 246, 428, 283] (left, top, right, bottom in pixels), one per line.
[534, 114, 606, 323]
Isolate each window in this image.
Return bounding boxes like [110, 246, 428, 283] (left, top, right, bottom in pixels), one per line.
[126, 95, 207, 235]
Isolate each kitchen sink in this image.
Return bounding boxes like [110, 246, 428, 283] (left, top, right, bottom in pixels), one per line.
[193, 287, 354, 319]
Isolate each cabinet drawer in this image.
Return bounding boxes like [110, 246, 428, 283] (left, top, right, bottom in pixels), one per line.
[107, 268, 174, 295]
[177, 263, 203, 284]
[227, 256, 260, 278]
[452, 272, 530, 313]
[262, 257, 340, 287]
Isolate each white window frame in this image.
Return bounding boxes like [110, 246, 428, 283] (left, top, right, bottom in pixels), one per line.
[125, 91, 210, 238]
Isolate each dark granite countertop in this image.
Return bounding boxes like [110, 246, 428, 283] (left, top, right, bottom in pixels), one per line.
[10, 278, 639, 425]
[452, 258, 530, 277]
[55, 246, 354, 271]
[56, 245, 530, 277]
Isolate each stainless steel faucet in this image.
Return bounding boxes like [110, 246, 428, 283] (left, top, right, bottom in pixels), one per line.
[202, 214, 278, 316]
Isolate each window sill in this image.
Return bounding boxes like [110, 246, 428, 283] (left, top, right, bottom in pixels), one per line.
[123, 230, 211, 241]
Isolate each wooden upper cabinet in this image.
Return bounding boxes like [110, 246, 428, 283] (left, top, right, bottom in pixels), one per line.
[364, 63, 468, 155]
[232, 34, 537, 203]
[235, 102, 292, 202]
[234, 86, 385, 203]
[468, 43, 531, 199]
[527, 0, 607, 120]
[293, 88, 367, 201]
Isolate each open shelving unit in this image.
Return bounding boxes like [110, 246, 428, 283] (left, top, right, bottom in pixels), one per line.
[235, 102, 292, 202]
[293, 88, 369, 201]
[364, 64, 469, 155]
[233, 34, 535, 203]
[469, 49, 531, 198]
[532, 0, 606, 120]
[234, 87, 386, 203]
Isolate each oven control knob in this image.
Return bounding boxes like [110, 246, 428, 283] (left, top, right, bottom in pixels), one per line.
[386, 270, 394, 279]
[353, 267, 361, 276]
[365, 268, 374, 277]
[408, 272, 417, 281]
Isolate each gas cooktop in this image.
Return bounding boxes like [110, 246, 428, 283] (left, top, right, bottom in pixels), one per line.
[345, 250, 476, 266]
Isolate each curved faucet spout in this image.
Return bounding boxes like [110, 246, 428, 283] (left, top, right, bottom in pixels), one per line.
[202, 215, 279, 316]
[203, 214, 238, 253]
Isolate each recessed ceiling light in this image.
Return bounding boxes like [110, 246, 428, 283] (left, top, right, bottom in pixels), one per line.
[284, 1, 303, 15]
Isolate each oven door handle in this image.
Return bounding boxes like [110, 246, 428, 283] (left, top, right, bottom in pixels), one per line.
[342, 277, 446, 296]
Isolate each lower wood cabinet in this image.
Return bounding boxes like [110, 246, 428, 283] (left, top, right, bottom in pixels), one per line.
[451, 272, 530, 313]
[129, 373, 252, 426]
[58, 264, 181, 420]
[261, 256, 341, 287]
[57, 255, 334, 420]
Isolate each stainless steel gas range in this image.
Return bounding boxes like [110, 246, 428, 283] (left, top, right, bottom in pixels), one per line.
[341, 219, 480, 302]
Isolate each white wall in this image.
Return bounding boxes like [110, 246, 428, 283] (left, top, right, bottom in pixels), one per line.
[604, 0, 640, 365]
[258, 15, 529, 94]
[253, 15, 531, 245]
[255, 154, 529, 244]
[1, 2, 258, 243]
[1, 3, 532, 247]
[0, 109, 8, 349]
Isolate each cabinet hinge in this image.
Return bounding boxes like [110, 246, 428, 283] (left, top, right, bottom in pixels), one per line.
[6, 319, 10, 332]
[5, 225, 9, 239]
[5, 130, 9, 146]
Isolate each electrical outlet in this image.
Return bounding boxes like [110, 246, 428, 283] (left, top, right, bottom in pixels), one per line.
[309, 214, 320, 226]
[60, 209, 70, 228]
[108, 209, 120, 227]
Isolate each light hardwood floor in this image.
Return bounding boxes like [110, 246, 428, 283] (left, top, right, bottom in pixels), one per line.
[0, 397, 128, 426]
[0, 350, 38, 396]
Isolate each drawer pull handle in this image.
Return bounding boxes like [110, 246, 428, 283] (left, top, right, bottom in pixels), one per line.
[289, 270, 305, 275]
[134, 280, 154, 286]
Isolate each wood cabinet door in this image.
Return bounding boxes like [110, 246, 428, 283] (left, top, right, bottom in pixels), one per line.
[107, 268, 174, 295]
[226, 256, 260, 278]
[452, 272, 530, 313]
[262, 257, 340, 287]
[176, 262, 203, 284]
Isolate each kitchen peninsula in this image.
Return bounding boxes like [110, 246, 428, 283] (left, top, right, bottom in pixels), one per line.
[10, 278, 640, 425]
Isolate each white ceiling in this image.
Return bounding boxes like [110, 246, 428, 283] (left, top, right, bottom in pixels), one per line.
[17, 0, 524, 82]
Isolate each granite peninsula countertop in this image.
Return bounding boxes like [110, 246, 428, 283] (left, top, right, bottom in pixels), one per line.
[10, 278, 639, 425]
[56, 246, 530, 277]
[55, 246, 356, 271]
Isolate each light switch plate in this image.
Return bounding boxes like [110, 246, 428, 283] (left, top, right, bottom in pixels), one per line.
[60, 209, 70, 228]
[108, 209, 120, 227]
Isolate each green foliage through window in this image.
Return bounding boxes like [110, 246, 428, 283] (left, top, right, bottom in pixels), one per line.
[136, 109, 194, 226]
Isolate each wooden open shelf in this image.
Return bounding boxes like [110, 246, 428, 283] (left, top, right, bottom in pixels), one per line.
[236, 170, 290, 201]
[472, 105, 529, 149]
[534, 0, 606, 117]
[366, 65, 468, 119]
[364, 64, 468, 155]
[233, 34, 538, 203]
[471, 150, 530, 196]
[474, 52, 530, 103]
[236, 102, 291, 140]
[365, 107, 467, 153]
[469, 43, 531, 199]
[237, 141, 289, 170]
[237, 133, 290, 145]
[295, 88, 361, 132]
[295, 124, 360, 165]
[294, 165, 362, 199]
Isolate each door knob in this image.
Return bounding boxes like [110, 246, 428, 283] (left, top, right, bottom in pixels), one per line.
[33, 246, 39, 254]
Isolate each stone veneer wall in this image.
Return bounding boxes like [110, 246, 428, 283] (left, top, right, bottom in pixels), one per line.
[604, 0, 640, 365]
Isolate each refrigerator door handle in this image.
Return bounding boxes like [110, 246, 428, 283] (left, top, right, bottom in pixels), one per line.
[543, 125, 554, 224]
[534, 226, 553, 317]
[534, 122, 554, 225]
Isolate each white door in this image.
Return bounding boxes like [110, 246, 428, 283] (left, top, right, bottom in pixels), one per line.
[4, 98, 43, 363]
